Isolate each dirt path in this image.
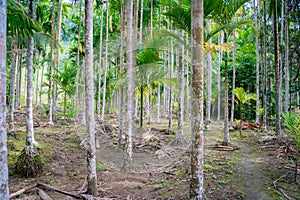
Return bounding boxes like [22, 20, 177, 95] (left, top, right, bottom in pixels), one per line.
[234, 139, 274, 200]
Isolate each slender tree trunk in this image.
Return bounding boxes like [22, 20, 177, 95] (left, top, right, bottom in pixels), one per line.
[150, 0, 153, 38]
[0, 0, 9, 197]
[118, 3, 125, 146]
[101, 0, 109, 122]
[16, 46, 22, 108]
[124, 0, 135, 170]
[8, 39, 17, 131]
[97, 4, 103, 120]
[185, 33, 190, 120]
[26, 0, 36, 147]
[254, 0, 260, 124]
[39, 54, 45, 105]
[284, 0, 289, 114]
[84, 0, 97, 195]
[52, 0, 63, 120]
[190, 0, 204, 198]
[35, 51, 40, 105]
[206, 20, 212, 128]
[168, 20, 173, 132]
[139, 0, 143, 42]
[48, 0, 56, 125]
[140, 86, 143, 127]
[175, 10, 185, 142]
[217, 32, 223, 120]
[230, 26, 236, 127]
[262, 0, 268, 132]
[273, 0, 282, 136]
[223, 32, 230, 145]
[75, 0, 82, 122]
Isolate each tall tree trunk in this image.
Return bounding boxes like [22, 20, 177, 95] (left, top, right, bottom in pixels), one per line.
[8, 38, 17, 131]
[140, 86, 144, 127]
[262, 0, 267, 132]
[230, 25, 236, 127]
[48, 0, 56, 125]
[217, 32, 223, 120]
[16, 46, 22, 108]
[284, 0, 289, 114]
[39, 52, 45, 105]
[75, 0, 82, 122]
[118, 2, 125, 146]
[254, 0, 260, 125]
[53, 0, 63, 119]
[26, 0, 36, 147]
[35, 51, 40, 105]
[97, 4, 103, 120]
[0, 0, 9, 197]
[175, 3, 185, 142]
[168, 20, 173, 132]
[185, 33, 190, 120]
[84, 0, 97, 195]
[101, 0, 109, 122]
[230, 22, 236, 127]
[206, 20, 212, 128]
[124, 0, 135, 170]
[223, 32, 230, 145]
[150, 0, 153, 38]
[190, 0, 204, 198]
[273, 0, 282, 136]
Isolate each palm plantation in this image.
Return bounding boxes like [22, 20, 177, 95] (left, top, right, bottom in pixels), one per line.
[1, 0, 300, 199]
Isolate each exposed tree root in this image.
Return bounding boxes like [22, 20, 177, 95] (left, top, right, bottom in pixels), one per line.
[172, 134, 188, 145]
[10, 181, 116, 200]
[15, 147, 43, 178]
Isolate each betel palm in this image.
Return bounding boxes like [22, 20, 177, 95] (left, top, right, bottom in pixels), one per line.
[208, 0, 250, 146]
[164, 0, 250, 146]
[53, 60, 78, 119]
[233, 87, 256, 136]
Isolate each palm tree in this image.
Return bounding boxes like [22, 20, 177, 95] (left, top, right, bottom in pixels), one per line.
[15, 0, 43, 178]
[261, 0, 267, 132]
[84, 0, 97, 195]
[233, 87, 256, 136]
[6, 0, 41, 133]
[208, 0, 249, 146]
[273, 0, 282, 136]
[190, 0, 204, 198]
[0, 0, 9, 198]
[53, 0, 63, 120]
[124, 0, 135, 170]
[8, 39, 17, 132]
[101, 0, 109, 122]
[48, 0, 56, 125]
[254, 0, 260, 125]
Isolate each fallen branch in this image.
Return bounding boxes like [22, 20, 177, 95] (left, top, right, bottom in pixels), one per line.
[9, 183, 38, 199]
[37, 182, 82, 199]
[273, 173, 296, 200]
[259, 145, 278, 149]
[38, 189, 54, 200]
[213, 145, 239, 151]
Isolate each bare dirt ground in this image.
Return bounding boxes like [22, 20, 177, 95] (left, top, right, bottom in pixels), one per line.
[7, 109, 300, 199]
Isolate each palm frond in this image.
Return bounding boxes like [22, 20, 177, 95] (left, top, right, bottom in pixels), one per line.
[7, 0, 42, 37]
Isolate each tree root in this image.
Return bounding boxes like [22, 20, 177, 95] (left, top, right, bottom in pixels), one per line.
[172, 134, 188, 145]
[10, 181, 116, 200]
[15, 147, 43, 178]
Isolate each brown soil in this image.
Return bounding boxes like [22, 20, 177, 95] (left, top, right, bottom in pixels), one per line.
[8, 110, 300, 199]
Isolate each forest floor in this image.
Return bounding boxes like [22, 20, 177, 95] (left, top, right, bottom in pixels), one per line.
[7, 108, 300, 199]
